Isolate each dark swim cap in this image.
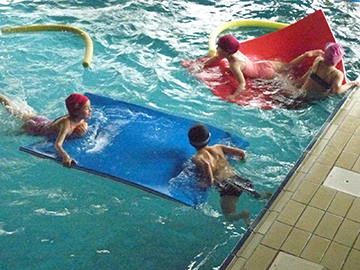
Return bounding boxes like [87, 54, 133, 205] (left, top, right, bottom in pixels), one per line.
[217, 35, 240, 54]
[188, 123, 211, 148]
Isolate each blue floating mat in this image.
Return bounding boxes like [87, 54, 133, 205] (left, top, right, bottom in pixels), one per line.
[20, 93, 249, 207]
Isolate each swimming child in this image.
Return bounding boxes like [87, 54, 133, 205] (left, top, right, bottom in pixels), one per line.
[203, 35, 324, 100]
[290, 42, 360, 100]
[0, 93, 92, 167]
[188, 123, 268, 224]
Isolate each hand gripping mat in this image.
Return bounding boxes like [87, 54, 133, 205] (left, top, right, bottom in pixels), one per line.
[20, 93, 249, 208]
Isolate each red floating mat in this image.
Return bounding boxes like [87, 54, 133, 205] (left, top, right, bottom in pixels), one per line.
[182, 10, 345, 109]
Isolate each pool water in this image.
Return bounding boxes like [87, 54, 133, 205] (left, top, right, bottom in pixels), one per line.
[0, 1, 360, 269]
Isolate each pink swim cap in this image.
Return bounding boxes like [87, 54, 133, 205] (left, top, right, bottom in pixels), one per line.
[65, 93, 89, 116]
[324, 42, 344, 65]
[217, 35, 240, 54]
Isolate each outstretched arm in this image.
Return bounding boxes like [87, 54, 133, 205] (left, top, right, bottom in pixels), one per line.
[54, 120, 75, 167]
[288, 50, 324, 67]
[228, 61, 246, 99]
[221, 145, 246, 160]
[331, 71, 360, 95]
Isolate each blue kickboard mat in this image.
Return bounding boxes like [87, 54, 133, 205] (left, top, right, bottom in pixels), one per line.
[20, 93, 249, 207]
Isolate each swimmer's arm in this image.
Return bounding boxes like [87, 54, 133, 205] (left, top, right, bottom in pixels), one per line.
[192, 156, 214, 186]
[203, 55, 224, 67]
[331, 72, 360, 95]
[289, 51, 324, 67]
[54, 120, 74, 167]
[228, 62, 246, 98]
[221, 145, 246, 160]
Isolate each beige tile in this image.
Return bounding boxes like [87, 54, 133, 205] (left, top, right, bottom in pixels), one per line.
[310, 138, 328, 156]
[321, 241, 350, 270]
[261, 221, 292, 250]
[277, 199, 306, 226]
[342, 249, 360, 270]
[328, 129, 351, 149]
[283, 171, 304, 192]
[322, 124, 338, 140]
[344, 134, 360, 154]
[299, 154, 318, 173]
[292, 181, 319, 205]
[269, 252, 324, 270]
[255, 210, 279, 235]
[334, 218, 360, 247]
[346, 197, 360, 223]
[243, 244, 277, 270]
[332, 109, 347, 125]
[295, 206, 324, 233]
[328, 192, 355, 217]
[314, 212, 343, 240]
[317, 145, 342, 167]
[301, 235, 331, 264]
[269, 191, 293, 213]
[236, 232, 263, 259]
[281, 227, 311, 256]
[335, 151, 358, 170]
[227, 256, 246, 270]
[353, 234, 360, 251]
[349, 101, 360, 118]
[352, 156, 360, 173]
[338, 115, 360, 133]
[309, 185, 336, 211]
[304, 162, 331, 185]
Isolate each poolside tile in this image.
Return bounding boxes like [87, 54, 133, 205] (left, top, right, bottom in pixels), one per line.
[321, 241, 350, 270]
[317, 145, 342, 167]
[349, 101, 360, 118]
[353, 234, 360, 251]
[327, 192, 355, 217]
[295, 206, 324, 233]
[276, 199, 306, 226]
[322, 124, 338, 140]
[269, 252, 324, 270]
[261, 221, 292, 249]
[352, 156, 360, 173]
[227, 256, 246, 270]
[328, 129, 351, 149]
[314, 212, 343, 240]
[291, 181, 319, 204]
[300, 235, 331, 264]
[344, 134, 360, 154]
[309, 138, 328, 156]
[243, 244, 277, 270]
[283, 170, 304, 192]
[281, 227, 311, 256]
[309, 185, 336, 211]
[335, 151, 358, 170]
[338, 115, 360, 133]
[255, 210, 279, 235]
[237, 232, 263, 259]
[342, 249, 360, 270]
[346, 197, 360, 223]
[269, 191, 293, 213]
[299, 154, 318, 173]
[333, 218, 360, 247]
[332, 109, 347, 125]
[304, 162, 331, 185]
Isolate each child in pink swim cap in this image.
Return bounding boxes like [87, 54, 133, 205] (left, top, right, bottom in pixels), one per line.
[291, 42, 359, 100]
[0, 92, 92, 167]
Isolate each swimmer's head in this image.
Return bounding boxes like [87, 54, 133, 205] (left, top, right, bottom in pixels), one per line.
[188, 123, 211, 149]
[324, 42, 344, 65]
[66, 93, 89, 117]
[217, 35, 240, 55]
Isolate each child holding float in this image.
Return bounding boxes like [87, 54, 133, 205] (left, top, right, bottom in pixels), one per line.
[0, 93, 91, 167]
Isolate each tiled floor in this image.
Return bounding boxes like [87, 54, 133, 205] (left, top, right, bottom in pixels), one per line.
[224, 84, 360, 270]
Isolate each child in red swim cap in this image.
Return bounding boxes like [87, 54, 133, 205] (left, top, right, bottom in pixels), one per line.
[0, 92, 92, 167]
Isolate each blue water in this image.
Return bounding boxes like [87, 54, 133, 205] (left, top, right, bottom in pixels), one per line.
[0, 1, 359, 269]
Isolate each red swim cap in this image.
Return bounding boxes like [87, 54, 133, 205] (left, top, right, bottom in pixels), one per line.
[217, 35, 240, 54]
[324, 42, 344, 65]
[65, 93, 89, 116]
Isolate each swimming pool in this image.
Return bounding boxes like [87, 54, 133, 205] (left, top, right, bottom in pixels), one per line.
[0, 1, 359, 269]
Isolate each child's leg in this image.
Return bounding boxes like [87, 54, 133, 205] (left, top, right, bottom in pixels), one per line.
[0, 93, 36, 121]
